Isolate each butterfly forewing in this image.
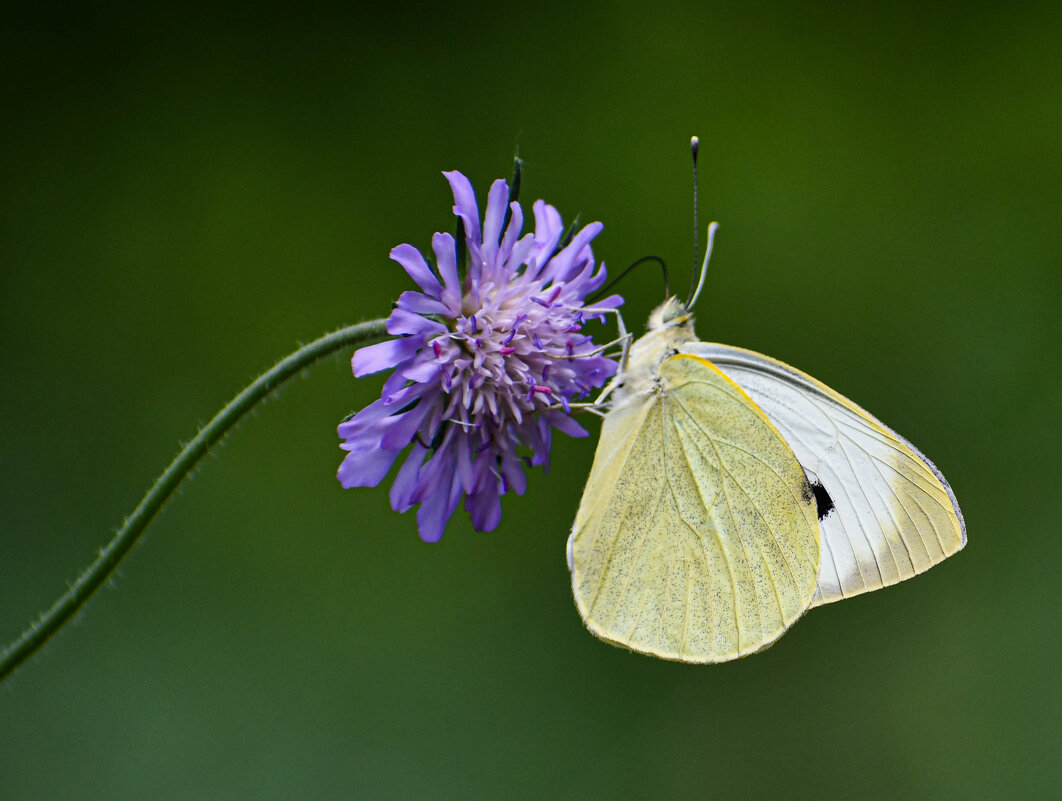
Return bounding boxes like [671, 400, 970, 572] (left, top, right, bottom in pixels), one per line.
[569, 354, 820, 662]
[685, 343, 966, 606]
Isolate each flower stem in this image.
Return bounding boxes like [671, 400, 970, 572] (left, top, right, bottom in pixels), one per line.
[0, 318, 389, 683]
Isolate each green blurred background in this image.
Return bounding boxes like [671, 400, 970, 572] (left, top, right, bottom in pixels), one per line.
[3, 3, 1060, 798]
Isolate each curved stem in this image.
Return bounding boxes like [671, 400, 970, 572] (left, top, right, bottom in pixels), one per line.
[0, 318, 389, 682]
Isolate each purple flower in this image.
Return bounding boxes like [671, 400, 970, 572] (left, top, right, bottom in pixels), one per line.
[338, 170, 622, 542]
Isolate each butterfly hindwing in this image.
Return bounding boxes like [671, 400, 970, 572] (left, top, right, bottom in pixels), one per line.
[684, 343, 966, 606]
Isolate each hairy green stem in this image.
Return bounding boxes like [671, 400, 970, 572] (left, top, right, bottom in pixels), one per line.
[0, 319, 389, 682]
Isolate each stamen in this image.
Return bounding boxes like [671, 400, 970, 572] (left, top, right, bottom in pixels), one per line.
[502, 314, 526, 346]
[499, 346, 515, 355]
[470, 315, 478, 334]
[542, 364, 550, 382]
[533, 333, 543, 349]
[565, 340, 574, 356]
[432, 341, 442, 358]
[532, 384, 552, 396]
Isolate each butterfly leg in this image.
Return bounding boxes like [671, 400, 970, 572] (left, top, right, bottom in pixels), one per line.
[585, 307, 632, 409]
[538, 307, 631, 417]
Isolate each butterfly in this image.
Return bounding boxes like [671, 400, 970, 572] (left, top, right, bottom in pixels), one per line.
[567, 222, 966, 663]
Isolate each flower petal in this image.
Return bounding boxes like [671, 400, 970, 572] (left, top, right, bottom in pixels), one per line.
[547, 410, 589, 438]
[480, 178, 509, 270]
[390, 442, 428, 512]
[401, 357, 442, 383]
[431, 232, 462, 311]
[498, 201, 523, 265]
[395, 290, 450, 316]
[466, 483, 502, 532]
[584, 293, 624, 313]
[339, 383, 431, 444]
[380, 399, 433, 450]
[351, 337, 422, 377]
[416, 469, 462, 542]
[337, 446, 401, 488]
[390, 244, 442, 297]
[443, 170, 481, 245]
[387, 308, 447, 337]
[529, 200, 563, 275]
[455, 435, 476, 493]
[499, 450, 527, 496]
[540, 221, 603, 285]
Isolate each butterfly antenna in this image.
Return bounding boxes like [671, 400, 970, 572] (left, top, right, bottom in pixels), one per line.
[690, 135, 700, 299]
[687, 221, 718, 310]
[685, 135, 719, 309]
[589, 255, 669, 304]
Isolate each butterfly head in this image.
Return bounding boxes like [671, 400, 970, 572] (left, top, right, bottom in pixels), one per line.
[649, 296, 694, 331]
[621, 297, 698, 385]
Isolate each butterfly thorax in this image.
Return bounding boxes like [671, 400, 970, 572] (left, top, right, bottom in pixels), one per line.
[611, 298, 698, 408]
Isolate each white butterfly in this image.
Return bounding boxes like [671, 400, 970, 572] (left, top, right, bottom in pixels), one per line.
[567, 223, 966, 663]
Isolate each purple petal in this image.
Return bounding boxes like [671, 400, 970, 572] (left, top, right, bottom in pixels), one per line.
[579, 262, 609, 295]
[548, 410, 589, 439]
[351, 337, 422, 377]
[480, 179, 509, 269]
[525, 418, 553, 467]
[455, 434, 476, 493]
[401, 357, 442, 383]
[390, 244, 442, 296]
[339, 399, 396, 440]
[395, 290, 450, 316]
[466, 484, 502, 532]
[499, 450, 527, 495]
[390, 442, 428, 512]
[540, 221, 603, 284]
[416, 469, 462, 542]
[410, 432, 455, 504]
[337, 446, 401, 488]
[339, 383, 431, 441]
[585, 293, 623, 311]
[506, 233, 535, 271]
[498, 201, 523, 264]
[432, 232, 462, 311]
[443, 170, 481, 246]
[380, 400, 433, 450]
[387, 308, 447, 337]
[529, 200, 563, 274]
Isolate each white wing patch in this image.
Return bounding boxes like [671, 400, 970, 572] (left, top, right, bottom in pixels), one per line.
[684, 343, 966, 607]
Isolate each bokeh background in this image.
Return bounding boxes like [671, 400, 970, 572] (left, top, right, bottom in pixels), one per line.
[3, 3, 1060, 798]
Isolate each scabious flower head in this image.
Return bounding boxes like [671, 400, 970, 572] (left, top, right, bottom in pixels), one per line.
[338, 170, 622, 542]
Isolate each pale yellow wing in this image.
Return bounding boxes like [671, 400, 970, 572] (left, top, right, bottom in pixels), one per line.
[685, 342, 966, 606]
[568, 354, 820, 663]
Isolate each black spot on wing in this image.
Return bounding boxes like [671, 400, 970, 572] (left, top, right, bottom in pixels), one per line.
[808, 478, 835, 521]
